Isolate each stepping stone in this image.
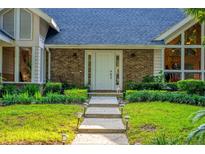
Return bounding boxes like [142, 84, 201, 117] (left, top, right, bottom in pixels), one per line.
[72, 133, 129, 145]
[85, 107, 121, 118]
[89, 96, 119, 107]
[78, 118, 126, 133]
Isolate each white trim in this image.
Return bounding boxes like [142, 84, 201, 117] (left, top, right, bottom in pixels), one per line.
[46, 48, 51, 80]
[45, 44, 163, 49]
[155, 16, 193, 41]
[19, 8, 33, 41]
[29, 8, 60, 32]
[0, 32, 13, 44]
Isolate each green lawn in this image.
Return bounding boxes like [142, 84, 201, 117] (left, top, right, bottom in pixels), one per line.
[124, 102, 205, 145]
[0, 104, 83, 144]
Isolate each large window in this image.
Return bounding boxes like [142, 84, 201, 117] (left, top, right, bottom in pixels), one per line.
[2, 47, 15, 81]
[164, 23, 204, 82]
[20, 9, 32, 39]
[3, 9, 15, 36]
[19, 47, 32, 82]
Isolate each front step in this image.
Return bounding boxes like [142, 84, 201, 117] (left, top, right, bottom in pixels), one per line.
[72, 133, 129, 145]
[85, 107, 121, 118]
[89, 92, 123, 98]
[89, 96, 119, 107]
[78, 118, 126, 133]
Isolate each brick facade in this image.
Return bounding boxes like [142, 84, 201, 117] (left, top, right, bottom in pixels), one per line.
[123, 49, 154, 85]
[49, 48, 154, 89]
[50, 49, 84, 86]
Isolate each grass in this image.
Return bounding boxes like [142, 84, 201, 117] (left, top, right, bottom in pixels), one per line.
[124, 102, 205, 145]
[0, 104, 83, 144]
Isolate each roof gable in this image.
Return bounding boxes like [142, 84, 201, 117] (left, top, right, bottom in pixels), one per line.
[42, 8, 187, 45]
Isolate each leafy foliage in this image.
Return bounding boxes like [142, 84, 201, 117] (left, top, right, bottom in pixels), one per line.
[142, 71, 164, 83]
[185, 9, 205, 23]
[151, 134, 179, 145]
[20, 84, 41, 96]
[64, 89, 88, 103]
[44, 82, 62, 94]
[125, 90, 205, 106]
[177, 79, 205, 96]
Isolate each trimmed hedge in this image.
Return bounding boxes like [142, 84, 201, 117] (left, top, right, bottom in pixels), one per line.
[125, 90, 205, 106]
[125, 81, 178, 91]
[177, 79, 205, 96]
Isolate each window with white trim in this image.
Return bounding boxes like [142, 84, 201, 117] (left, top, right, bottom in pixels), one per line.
[164, 22, 204, 82]
[2, 9, 14, 36]
[20, 9, 32, 40]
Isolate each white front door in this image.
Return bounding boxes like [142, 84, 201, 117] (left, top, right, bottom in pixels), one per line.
[85, 50, 123, 91]
[95, 52, 115, 90]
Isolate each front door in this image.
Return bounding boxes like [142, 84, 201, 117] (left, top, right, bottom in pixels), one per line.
[95, 52, 114, 90]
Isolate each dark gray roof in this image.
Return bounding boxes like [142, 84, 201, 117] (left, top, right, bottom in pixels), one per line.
[42, 8, 186, 45]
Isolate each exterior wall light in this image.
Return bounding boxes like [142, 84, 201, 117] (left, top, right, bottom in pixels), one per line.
[62, 133, 68, 145]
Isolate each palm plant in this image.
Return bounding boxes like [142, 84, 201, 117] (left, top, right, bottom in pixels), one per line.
[185, 9, 205, 23]
[187, 110, 205, 144]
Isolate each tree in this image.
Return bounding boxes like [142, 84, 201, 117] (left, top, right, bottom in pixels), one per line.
[185, 9, 205, 144]
[185, 9, 205, 23]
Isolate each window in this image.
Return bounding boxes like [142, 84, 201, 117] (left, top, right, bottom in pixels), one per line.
[20, 9, 32, 39]
[164, 22, 204, 82]
[185, 48, 201, 70]
[164, 48, 181, 70]
[115, 55, 120, 85]
[185, 23, 201, 45]
[19, 47, 32, 82]
[2, 47, 15, 81]
[3, 9, 14, 36]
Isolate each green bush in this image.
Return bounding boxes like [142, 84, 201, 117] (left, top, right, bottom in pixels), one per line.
[40, 93, 69, 104]
[125, 90, 205, 106]
[20, 84, 41, 96]
[15, 92, 33, 104]
[125, 82, 178, 91]
[2, 93, 16, 105]
[64, 89, 88, 103]
[2, 85, 18, 95]
[44, 82, 62, 94]
[177, 80, 205, 96]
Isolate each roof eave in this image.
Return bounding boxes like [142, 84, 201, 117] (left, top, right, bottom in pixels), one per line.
[154, 16, 193, 41]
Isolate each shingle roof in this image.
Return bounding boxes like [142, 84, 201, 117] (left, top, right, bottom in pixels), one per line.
[42, 8, 186, 45]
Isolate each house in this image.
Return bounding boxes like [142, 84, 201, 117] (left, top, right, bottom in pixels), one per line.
[0, 8, 204, 91]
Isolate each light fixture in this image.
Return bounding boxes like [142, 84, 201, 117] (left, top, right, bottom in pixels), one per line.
[124, 115, 130, 131]
[62, 133, 68, 145]
[83, 103, 89, 116]
[119, 104, 125, 115]
[76, 112, 83, 130]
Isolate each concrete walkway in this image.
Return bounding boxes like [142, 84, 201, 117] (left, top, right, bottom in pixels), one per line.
[72, 96, 129, 145]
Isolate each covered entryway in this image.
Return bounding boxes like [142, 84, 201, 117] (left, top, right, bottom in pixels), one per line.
[85, 50, 123, 91]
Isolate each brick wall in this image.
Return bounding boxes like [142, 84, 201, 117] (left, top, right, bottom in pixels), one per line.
[123, 49, 154, 85]
[50, 49, 84, 86]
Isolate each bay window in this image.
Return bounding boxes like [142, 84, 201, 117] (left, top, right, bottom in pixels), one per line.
[164, 22, 205, 82]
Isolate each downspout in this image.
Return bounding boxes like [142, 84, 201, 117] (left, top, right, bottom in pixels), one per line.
[46, 47, 51, 81]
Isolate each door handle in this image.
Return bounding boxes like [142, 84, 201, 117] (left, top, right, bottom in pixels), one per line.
[110, 70, 112, 79]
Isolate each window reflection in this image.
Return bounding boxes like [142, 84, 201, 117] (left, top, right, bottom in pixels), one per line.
[164, 72, 181, 82]
[185, 48, 201, 70]
[164, 48, 181, 70]
[19, 47, 32, 82]
[185, 23, 201, 45]
[185, 73, 201, 80]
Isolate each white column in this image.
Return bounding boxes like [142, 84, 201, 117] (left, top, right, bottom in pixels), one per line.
[181, 32, 185, 80]
[15, 47, 19, 82]
[0, 47, 2, 76]
[48, 49, 51, 81]
[32, 46, 41, 83]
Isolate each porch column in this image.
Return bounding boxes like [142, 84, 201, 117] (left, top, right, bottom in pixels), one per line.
[32, 46, 41, 83]
[15, 47, 19, 82]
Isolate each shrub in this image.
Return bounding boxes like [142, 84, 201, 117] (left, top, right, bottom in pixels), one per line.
[20, 84, 41, 96]
[142, 71, 164, 83]
[2, 85, 18, 95]
[64, 89, 88, 103]
[151, 134, 179, 145]
[125, 82, 178, 91]
[44, 82, 62, 94]
[15, 92, 33, 104]
[177, 80, 205, 96]
[125, 90, 205, 106]
[40, 93, 68, 104]
[2, 93, 16, 105]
